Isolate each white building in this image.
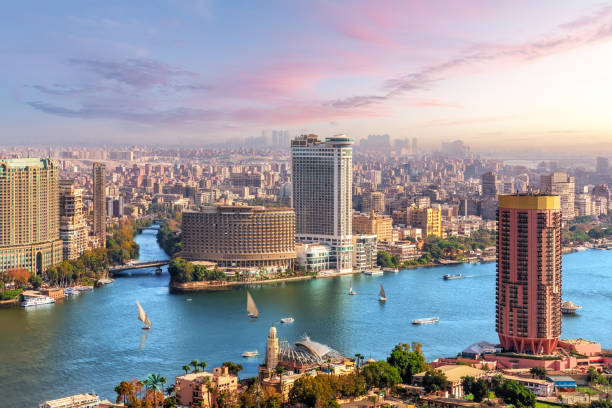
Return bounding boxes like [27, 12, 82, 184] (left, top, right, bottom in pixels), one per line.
[291, 135, 353, 272]
[296, 242, 331, 271]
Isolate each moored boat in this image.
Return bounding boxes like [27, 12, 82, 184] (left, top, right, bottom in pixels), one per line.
[242, 350, 258, 357]
[412, 317, 439, 325]
[21, 296, 55, 307]
[382, 267, 399, 273]
[363, 269, 383, 276]
[561, 301, 582, 315]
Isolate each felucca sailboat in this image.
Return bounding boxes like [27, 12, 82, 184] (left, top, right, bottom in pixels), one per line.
[378, 284, 386, 302]
[136, 300, 152, 330]
[246, 291, 259, 318]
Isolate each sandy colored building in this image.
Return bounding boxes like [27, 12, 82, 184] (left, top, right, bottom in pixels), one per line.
[352, 211, 393, 242]
[182, 204, 296, 270]
[92, 163, 106, 248]
[407, 205, 442, 238]
[59, 180, 88, 260]
[0, 158, 63, 274]
[414, 365, 485, 398]
[175, 366, 238, 407]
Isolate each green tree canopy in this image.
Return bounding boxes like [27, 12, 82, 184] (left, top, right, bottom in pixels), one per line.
[387, 342, 427, 384]
[361, 361, 401, 389]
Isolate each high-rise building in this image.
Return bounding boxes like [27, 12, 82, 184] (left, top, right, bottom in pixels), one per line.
[481, 172, 498, 200]
[291, 134, 353, 272]
[362, 191, 385, 213]
[59, 180, 88, 260]
[540, 172, 575, 221]
[496, 195, 562, 355]
[353, 234, 377, 270]
[0, 158, 63, 274]
[92, 162, 106, 247]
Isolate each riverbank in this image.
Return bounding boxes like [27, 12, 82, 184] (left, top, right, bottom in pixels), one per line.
[170, 275, 314, 291]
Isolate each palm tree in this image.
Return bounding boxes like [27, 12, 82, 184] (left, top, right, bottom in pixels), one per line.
[191, 359, 201, 373]
[199, 361, 208, 373]
[114, 381, 130, 405]
[183, 364, 191, 375]
[275, 366, 287, 402]
[145, 373, 166, 407]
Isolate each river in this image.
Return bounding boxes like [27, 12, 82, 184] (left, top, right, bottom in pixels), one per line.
[0, 229, 611, 406]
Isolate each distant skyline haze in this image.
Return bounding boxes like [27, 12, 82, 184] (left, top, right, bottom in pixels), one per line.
[2, 0, 612, 153]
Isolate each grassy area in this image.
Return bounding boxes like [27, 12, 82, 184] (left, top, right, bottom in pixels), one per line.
[0, 288, 23, 300]
[577, 386, 599, 395]
[536, 401, 562, 408]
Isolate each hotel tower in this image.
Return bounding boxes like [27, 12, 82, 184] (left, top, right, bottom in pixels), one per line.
[496, 194, 562, 354]
[291, 134, 353, 272]
[0, 158, 63, 274]
[92, 162, 106, 247]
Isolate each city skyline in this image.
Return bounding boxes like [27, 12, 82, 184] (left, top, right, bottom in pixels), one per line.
[3, 1, 612, 152]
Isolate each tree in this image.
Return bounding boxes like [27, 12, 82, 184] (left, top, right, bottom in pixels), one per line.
[222, 361, 244, 377]
[182, 365, 191, 375]
[29, 273, 42, 289]
[495, 379, 535, 408]
[422, 369, 448, 394]
[387, 342, 428, 384]
[7, 267, 30, 288]
[361, 361, 401, 390]
[190, 359, 202, 373]
[530, 367, 547, 380]
[462, 376, 488, 402]
[377, 251, 396, 268]
[289, 375, 334, 408]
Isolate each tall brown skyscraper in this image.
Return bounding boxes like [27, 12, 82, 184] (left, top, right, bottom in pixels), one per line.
[0, 158, 63, 274]
[496, 194, 562, 355]
[59, 179, 88, 260]
[92, 162, 106, 248]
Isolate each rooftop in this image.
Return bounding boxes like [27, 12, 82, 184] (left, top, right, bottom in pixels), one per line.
[415, 365, 485, 383]
[1, 158, 53, 170]
[40, 393, 99, 408]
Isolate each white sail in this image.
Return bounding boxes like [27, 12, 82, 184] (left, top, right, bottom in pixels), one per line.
[137, 301, 152, 327]
[246, 291, 258, 317]
[379, 284, 386, 298]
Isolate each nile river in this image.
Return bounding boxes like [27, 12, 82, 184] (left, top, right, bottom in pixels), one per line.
[1, 229, 611, 406]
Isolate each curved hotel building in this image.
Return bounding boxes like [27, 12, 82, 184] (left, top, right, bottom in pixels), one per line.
[182, 204, 296, 269]
[496, 194, 562, 355]
[0, 158, 63, 274]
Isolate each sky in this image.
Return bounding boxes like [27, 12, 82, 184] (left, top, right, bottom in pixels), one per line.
[2, 0, 612, 153]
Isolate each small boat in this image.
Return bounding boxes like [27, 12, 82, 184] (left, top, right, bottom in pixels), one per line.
[561, 301, 582, 315]
[383, 267, 399, 273]
[348, 278, 357, 295]
[379, 284, 386, 302]
[363, 269, 383, 276]
[186, 298, 192, 302]
[443, 274, 463, 280]
[247, 291, 259, 319]
[281, 317, 294, 323]
[412, 317, 439, 325]
[21, 296, 55, 307]
[242, 350, 259, 357]
[137, 300, 152, 330]
[64, 288, 81, 296]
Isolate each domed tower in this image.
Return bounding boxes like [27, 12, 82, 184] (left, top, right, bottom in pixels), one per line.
[265, 326, 279, 370]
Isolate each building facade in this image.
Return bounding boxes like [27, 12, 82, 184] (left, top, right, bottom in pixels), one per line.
[496, 195, 562, 354]
[353, 234, 377, 270]
[175, 367, 238, 407]
[362, 191, 385, 213]
[352, 211, 393, 242]
[92, 162, 106, 247]
[182, 204, 296, 270]
[0, 158, 63, 274]
[407, 205, 442, 237]
[291, 134, 353, 272]
[540, 172, 575, 221]
[59, 180, 88, 260]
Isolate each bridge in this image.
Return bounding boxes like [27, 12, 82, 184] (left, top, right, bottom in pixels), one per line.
[109, 260, 170, 274]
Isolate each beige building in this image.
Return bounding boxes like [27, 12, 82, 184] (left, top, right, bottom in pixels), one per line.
[182, 204, 296, 270]
[92, 162, 106, 247]
[0, 158, 63, 274]
[175, 366, 238, 407]
[414, 365, 485, 398]
[353, 234, 377, 270]
[352, 211, 393, 242]
[59, 180, 88, 260]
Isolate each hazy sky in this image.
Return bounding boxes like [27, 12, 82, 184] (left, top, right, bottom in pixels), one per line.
[2, 1, 612, 152]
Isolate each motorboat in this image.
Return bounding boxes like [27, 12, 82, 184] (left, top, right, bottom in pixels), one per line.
[363, 269, 383, 276]
[281, 317, 294, 323]
[242, 350, 259, 357]
[561, 301, 582, 315]
[412, 317, 439, 325]
[443, 274, 463, 280]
